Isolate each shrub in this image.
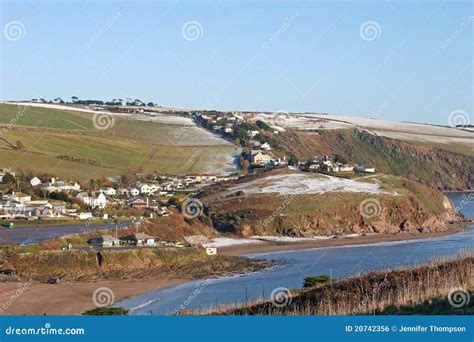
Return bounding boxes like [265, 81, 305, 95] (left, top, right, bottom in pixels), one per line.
[82, 307, 128, 316]
[303, 275, 335, 288]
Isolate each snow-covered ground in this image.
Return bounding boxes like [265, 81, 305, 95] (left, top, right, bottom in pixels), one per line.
[253, 112, 473, 147]
[202, 237, 265, 248]
[201, 233, 373, 248]
[226, 173, 398, 196]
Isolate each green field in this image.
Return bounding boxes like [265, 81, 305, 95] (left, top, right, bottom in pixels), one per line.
[0, 104, 237, 179]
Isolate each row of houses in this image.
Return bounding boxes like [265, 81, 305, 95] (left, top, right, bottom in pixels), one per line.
[88, 232, 156, 247]
[0, 192, 68, 219]
[306, 155, 375, 173]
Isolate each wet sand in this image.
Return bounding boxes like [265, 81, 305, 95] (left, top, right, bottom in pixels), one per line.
[0, 278, 186, 316]
[218, 225, 464, 256]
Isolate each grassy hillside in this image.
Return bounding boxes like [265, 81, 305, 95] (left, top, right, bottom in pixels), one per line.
[277, 129, 473, 190]
[201, 170, 460, 237]
[202, 256, 473, 315]
[0, 104, 237, 179]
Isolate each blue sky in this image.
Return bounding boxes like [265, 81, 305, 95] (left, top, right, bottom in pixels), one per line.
[1, 0, 472, 124]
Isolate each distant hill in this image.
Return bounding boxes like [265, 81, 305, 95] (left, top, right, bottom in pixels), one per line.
[0, 104, 238, 180]
[200, 169, 462, 237]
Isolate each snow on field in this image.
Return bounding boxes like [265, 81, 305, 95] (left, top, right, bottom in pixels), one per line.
[253, 111, 473, 141]
[251, 235, 335, 242]
[227, 173, 398, 196]
[202, 237, 266, 248]
[201, 234, 372, 248]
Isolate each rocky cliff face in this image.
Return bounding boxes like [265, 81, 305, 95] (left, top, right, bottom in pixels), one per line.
[203, 173, 464, 237]
[277, 129, 473, 191]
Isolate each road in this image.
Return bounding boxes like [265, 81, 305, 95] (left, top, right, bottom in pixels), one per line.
[0, 221, 132, 245]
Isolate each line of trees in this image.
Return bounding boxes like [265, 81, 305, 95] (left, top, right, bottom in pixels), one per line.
[30, 96, 156, 107]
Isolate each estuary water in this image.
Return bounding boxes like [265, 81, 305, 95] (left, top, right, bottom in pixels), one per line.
[119, 192, 473, 315]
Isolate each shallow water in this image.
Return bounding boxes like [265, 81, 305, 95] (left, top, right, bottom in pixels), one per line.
[118, 192, 473, 315]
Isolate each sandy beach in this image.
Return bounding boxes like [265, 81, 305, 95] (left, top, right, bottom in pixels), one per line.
[218, 225, 464, 256]
[0, 224, 464, 316]
[0, 278, 186, 316]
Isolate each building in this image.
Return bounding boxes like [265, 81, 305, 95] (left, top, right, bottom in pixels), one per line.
[76, 191, 107, 209]
[355, 165, 376, 173]
[206, 247, 217, 255]
[88, 235, 120, 247]
[251, 150, 272, 166]
[29, 176, 42, 187]
[120, 232, 155, 247]
[100, 187, 117, 196]
[125, 196, 148, 208]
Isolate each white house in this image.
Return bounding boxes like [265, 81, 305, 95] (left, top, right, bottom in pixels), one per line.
[136, 183, 152, 195]
[100, 187, 117, 196]
[29, 176, 42, 187]
[76, 191, 107, 209]
[130, 187, 140, 196]
[261, 142, 272, 151]
[93, 192, 107, 209]
[206, 247, 217, 255]
[79, 212, 93, 220]
[355, 165, 376, 173]
[251, 150, 272, 166]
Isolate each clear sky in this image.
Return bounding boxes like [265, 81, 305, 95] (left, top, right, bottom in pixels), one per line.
[1, 0, 472, 125]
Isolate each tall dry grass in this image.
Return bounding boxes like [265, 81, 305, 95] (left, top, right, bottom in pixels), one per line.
[198, 255, 473, 315]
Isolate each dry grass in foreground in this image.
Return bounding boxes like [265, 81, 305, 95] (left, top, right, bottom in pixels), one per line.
[198, 255, 473, 315]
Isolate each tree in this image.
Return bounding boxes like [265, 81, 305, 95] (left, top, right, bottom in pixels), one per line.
[2, 173, 15, 184]
[241, 159, 250, 171]
[71, 96, 78, 103]
[147, 102, 154, 107]
[256, 120, 270, 131]
[288, 155, 298, 166]
[16, 140, 24, 150]
[303, 275, 335, 288]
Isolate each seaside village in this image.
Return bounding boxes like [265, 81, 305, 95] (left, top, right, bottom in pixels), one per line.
[192, 110, 375, 173]
[0, 111, 374, 253]
[0, 168, 238, 251]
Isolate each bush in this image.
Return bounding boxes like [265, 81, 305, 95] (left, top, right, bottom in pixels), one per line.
[82, 307, 128, 315]
[303, 275, 335, 288]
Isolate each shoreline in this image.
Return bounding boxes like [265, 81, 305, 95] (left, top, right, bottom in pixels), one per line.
[217, 224, 465, 256]
[0, 223, 466, 316]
